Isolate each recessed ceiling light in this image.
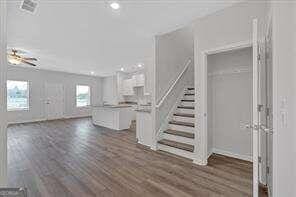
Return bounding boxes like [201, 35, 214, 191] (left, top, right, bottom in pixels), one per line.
[110, 2, 120, 10]
[90, 71, 95, 75]
[137, 64, 143, 68]
[120, 67, 124, 71]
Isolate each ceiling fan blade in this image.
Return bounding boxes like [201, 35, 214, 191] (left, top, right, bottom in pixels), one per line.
[20, 59, 37, 67]
[23, 57, 37, 61]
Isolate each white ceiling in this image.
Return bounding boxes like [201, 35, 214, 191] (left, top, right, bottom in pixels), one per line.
[7, 0, 241, 76]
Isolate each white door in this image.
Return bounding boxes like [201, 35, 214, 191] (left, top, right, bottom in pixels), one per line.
[253, 18, 274, 197]
[258, 31, 267, 186]
[265, 17, 273, 195]
[45, 83, 64, 120]
[252, 18, 260, 197]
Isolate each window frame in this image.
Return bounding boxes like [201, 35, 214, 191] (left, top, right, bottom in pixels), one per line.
[7, 80, 30, 112]
[76, 85, 91, 108]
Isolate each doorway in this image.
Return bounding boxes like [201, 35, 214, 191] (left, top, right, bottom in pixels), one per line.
[44, 83, 64, 120]
[207, 47, 253, 163]
[202, 35, 273, 197]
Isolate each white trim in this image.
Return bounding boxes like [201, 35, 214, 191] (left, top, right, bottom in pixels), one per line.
[8, 115, 91, 125]
[0, 0, 7, 186]
[63, 115, 91, 119]
[203, 40, 252, 55]
[207, 149, 213, 159]
[156, 59, 191, 108]
[212, 148, 253, 162]
[8, 118, 47, 125]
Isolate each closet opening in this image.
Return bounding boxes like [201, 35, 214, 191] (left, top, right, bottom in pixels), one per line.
[206, 46, 253, 163]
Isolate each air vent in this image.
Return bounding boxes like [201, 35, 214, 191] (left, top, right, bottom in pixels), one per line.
[20, 0, 38, 13]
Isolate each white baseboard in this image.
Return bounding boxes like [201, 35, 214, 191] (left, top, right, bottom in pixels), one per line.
[207, 149, 213, 159]
[212, 148, 252, 162]
[8, 118, 46, 125]
[8, 115, 91, 125]
[62, 115, 91, 119]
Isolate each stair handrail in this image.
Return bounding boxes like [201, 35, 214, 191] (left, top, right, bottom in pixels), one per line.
[156, 59, 192, 108]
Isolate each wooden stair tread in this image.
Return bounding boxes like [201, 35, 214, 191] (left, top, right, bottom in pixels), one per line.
[181, 99, 194, 102]
[164, 129, 194, 139]
[158, 139, 194, 152]
[173, 113, 194, 118]
[184, 93, 194, 96]
[169, 120, 194, 127]
[177, 106, 194, 109]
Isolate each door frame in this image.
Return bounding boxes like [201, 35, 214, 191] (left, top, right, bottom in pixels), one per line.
[198, 40, 252, 165]
[0, 0, 7, 186]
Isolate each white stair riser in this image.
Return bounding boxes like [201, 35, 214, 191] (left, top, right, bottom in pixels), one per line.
[180, 101, 194, 107]
[176, 108, 194, 114]
[168, 124, 195, 133]
[183, 95, 194, 100]
[158, 144, 194, 160]
[162, 133, 195, 145]
[172, 116, 195, 123]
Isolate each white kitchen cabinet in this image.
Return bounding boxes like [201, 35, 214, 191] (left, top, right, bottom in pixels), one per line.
[133, 74, 145, 87]
[92, 106, 135, 130]
[121, 74, 145, 96]
[122, 78, 134, 95]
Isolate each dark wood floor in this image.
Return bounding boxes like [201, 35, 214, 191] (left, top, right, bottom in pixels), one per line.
[8, 118, 253, 197]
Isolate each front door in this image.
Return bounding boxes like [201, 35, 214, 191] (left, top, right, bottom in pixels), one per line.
[45, 83, 64, 120]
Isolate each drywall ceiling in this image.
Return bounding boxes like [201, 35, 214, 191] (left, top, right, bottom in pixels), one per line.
[7, 0, 241, 76]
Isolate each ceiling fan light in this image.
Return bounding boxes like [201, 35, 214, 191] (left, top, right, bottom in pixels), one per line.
[110, 2, 120, 10]
[8, 57, 21, 65]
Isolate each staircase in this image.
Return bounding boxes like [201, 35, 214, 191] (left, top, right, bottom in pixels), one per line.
[157, 87, 195, 159]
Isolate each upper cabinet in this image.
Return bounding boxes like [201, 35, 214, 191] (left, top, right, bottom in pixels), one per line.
[133, 74, 145, 87]
[122, 74, 145, 96]
[122, 78, 135, 96]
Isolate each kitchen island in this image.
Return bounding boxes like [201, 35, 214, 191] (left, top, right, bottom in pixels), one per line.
[92, 105, 135, 130]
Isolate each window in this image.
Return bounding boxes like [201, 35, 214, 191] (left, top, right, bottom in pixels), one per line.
[76, 85, 90, 107]
[7, 80, 29, 111]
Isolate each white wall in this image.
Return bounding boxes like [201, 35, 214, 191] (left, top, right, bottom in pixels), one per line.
[7, 66, 102, 124]
[272, 2, 296, 197]
[193, 0, 269, 164]
[207, 47, 252, 161]
[155, 26, 194, 103]
[102, 75, 118, 105]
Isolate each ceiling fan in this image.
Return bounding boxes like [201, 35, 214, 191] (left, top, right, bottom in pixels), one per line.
[7, 49, 37, 67]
